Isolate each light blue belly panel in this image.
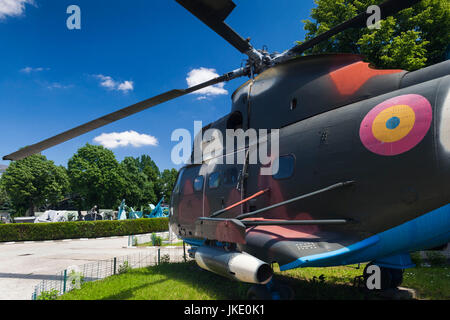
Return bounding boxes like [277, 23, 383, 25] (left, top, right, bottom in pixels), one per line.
[280, 203, 450, 271]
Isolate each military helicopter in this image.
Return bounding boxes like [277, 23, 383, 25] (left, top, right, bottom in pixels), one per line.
[4, 0, 450, 299]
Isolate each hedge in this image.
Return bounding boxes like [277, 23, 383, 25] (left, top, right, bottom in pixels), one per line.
[0, 218, 169, 242]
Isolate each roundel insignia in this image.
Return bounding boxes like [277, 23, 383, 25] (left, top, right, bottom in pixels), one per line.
[360, 94, 432, 156]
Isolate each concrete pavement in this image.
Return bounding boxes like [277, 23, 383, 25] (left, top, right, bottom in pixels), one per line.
[0, 235, 162, 300]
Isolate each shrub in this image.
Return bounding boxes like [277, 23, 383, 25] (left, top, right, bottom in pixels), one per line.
[68, 270, 85, 289]
[160, 254, 170, 264]
[151, 232, 163, 246]
[410, 252, 423, 266]
[426, 251, 447, 266]
[0, 218, 168, 242]
[36, 289, 59, 300]
[118, 261, 131, 274]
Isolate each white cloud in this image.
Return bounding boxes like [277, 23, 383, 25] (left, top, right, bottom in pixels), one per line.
[186, 67, 228, 99]
[96, 75, 116, 89]
[117, 80, 134, 92]
[0, 0, 34, 20]
[46, 82, 72, 90]
[20, 66, 49, 73]
[94, 74, 134, 93]
[93, 131, 158, 149]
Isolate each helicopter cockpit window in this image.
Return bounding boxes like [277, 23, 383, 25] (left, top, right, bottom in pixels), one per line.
[224, 167, 239, 185]
[208, 172, 221, 189]
[272, 155, 295, 179]
[173, 168, 185, 194]
[193, 176, 204, 192]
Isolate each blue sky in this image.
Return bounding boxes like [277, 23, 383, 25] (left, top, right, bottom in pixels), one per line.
[0, 0, 314, 171]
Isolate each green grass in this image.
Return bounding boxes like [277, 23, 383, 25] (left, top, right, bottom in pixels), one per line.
[59, 256, 450, 300]
[277, 263, 449, 300]
[135, 241, 184, 247]
[59, 262, 250, 300]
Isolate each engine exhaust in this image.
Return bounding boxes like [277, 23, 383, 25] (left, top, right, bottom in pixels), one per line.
[193, 246, 273, 284]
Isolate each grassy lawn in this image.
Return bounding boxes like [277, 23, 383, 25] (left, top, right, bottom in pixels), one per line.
[276, 263, 449, 300]
[59, 262, 250, 300]
[59, 252, 449, 300]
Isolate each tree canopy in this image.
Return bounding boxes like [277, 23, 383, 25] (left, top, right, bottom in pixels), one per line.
[120, 156, 157, 209]
[68, 144, 126, 210]
[300, 0, 450, 70]
[66, 144, 176, 211]
[158, 168, 179, 204]
[0, 154, 69, 216]
[0, 180, 13, 213]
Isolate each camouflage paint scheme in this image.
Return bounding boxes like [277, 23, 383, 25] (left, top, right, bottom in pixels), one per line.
[170, 54, 450, 267]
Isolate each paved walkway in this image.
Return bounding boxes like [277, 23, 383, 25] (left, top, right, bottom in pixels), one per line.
[0, 235, 169, 300]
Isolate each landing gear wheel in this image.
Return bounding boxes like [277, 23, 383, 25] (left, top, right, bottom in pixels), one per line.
[247, 285, 272, 300]
[389, 268, 404, 288]
[272, 282, 295, 300]
[363, 263, 404, 290]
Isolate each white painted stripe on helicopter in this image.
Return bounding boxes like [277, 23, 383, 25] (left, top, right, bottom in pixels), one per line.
[439, 85, 450, 152]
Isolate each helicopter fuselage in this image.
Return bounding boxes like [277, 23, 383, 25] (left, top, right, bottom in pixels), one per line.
[170, 54, 450, 270]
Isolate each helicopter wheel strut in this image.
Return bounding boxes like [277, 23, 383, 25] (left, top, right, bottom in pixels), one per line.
[247, 280, 295, 300]
[362, 262, 404, 290]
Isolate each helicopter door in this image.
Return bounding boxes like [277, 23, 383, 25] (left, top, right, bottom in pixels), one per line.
[175, 165, 204, 229]
[205, 149, 246, 217]
[205, 164, 243, 217]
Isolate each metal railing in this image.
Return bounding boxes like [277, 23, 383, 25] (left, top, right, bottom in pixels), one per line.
[31, 246, 190, 300]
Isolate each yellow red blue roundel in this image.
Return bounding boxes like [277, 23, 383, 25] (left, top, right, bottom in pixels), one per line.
[360, 94, 432, 156]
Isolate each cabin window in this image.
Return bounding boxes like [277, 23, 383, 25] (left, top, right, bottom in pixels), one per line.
[208, 172, 221, 189]
[173, 168, 185, 194]
[290, 98, 297, 110]
[224, 167, 239, 185]
[273, 155, 295, 179]
[193, 176, 204, 192]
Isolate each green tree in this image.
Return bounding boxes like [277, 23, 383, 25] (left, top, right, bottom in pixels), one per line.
[68, 144, 125, 209]
[0, 180, 13, 213]
[120, 157, 157, 208]
[300, 0, 450, 70]
[1, 155, 69, 216]
[138, 155, 160, 182]
[158, 168, 179, 204]
[137, 155, 161, 203]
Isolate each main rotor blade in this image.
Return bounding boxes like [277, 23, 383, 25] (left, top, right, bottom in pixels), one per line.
[3, 68, 247, 161]
[278, 0, 422, 60]
[176, 0, 253, 55]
